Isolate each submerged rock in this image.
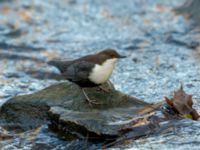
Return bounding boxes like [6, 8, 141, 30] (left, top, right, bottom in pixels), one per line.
[0, 81, 149, 139]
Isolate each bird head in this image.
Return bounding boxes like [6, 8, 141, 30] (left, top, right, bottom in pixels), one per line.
[98, 49, 126, 59]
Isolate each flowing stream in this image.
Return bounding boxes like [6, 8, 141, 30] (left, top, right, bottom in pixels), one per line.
[1, 0, 200, 149]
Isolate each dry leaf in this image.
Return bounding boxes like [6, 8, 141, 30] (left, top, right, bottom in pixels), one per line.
[18, 10, 32, 23]
[165, 85, 200, 120]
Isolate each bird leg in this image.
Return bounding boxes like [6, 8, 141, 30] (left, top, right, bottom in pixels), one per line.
[81, 88, 101, 105]
[97, 81, 112, 93]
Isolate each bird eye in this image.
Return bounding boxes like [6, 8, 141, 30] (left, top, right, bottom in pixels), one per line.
[111, 54, 115, 58]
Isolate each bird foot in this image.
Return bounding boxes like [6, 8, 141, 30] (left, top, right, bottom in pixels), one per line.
[82, 88, 102, 106]
[86, 98, 101, 106]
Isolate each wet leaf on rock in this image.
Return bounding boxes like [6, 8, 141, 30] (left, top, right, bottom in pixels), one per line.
[165, 85, 200, 120]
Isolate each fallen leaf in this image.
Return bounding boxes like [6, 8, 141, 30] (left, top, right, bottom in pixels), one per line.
[0, 5, 11, 14]
[165, 85, 200, 120]
[18, 10, 32, 23]
[0, 127, 13, 140]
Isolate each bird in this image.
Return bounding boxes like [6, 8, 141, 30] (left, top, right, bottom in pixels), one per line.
[48, 48, 126, 105]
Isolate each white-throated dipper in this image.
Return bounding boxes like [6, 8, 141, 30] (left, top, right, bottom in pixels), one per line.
[48, 49, 126, 105]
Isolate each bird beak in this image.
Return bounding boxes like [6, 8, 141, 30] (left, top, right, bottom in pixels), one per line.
[118, 55, 127, 59]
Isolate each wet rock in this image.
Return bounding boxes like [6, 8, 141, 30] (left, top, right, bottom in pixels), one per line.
[0, 42, 44, 52]
[175, 0, 200, 26]
[165, 34, 199, 49]
[0, 81, 149, 137]
[0, 52, 45, 62]
[3, 29, 25, 38]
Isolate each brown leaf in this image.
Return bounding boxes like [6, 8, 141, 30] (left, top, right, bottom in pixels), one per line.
[17, 10, 32, 23]
[0, 5, 11, 14]
[165, 86, 200, 120]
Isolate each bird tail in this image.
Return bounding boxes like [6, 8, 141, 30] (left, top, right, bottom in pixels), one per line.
[48, 60, 68, 73]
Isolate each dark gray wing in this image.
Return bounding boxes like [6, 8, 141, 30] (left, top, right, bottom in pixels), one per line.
[63, 61, 95, 85]
[48, 60, 72, 73]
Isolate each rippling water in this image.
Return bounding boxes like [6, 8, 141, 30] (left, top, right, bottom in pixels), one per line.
[1, 0, 200, 149]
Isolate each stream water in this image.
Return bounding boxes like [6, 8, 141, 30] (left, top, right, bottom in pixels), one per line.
[1, 0, 200, 149]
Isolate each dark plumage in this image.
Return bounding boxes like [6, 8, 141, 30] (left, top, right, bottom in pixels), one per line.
[48, 49, 125, 87]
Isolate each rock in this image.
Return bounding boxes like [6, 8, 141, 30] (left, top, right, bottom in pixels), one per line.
[0, 81, 149, 139]
[175, 0, 200, 26]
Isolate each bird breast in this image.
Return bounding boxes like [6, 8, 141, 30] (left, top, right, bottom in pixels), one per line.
[88, 58, 117, 84]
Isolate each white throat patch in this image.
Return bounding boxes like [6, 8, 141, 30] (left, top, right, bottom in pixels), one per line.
[89, 58, 117, 84]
